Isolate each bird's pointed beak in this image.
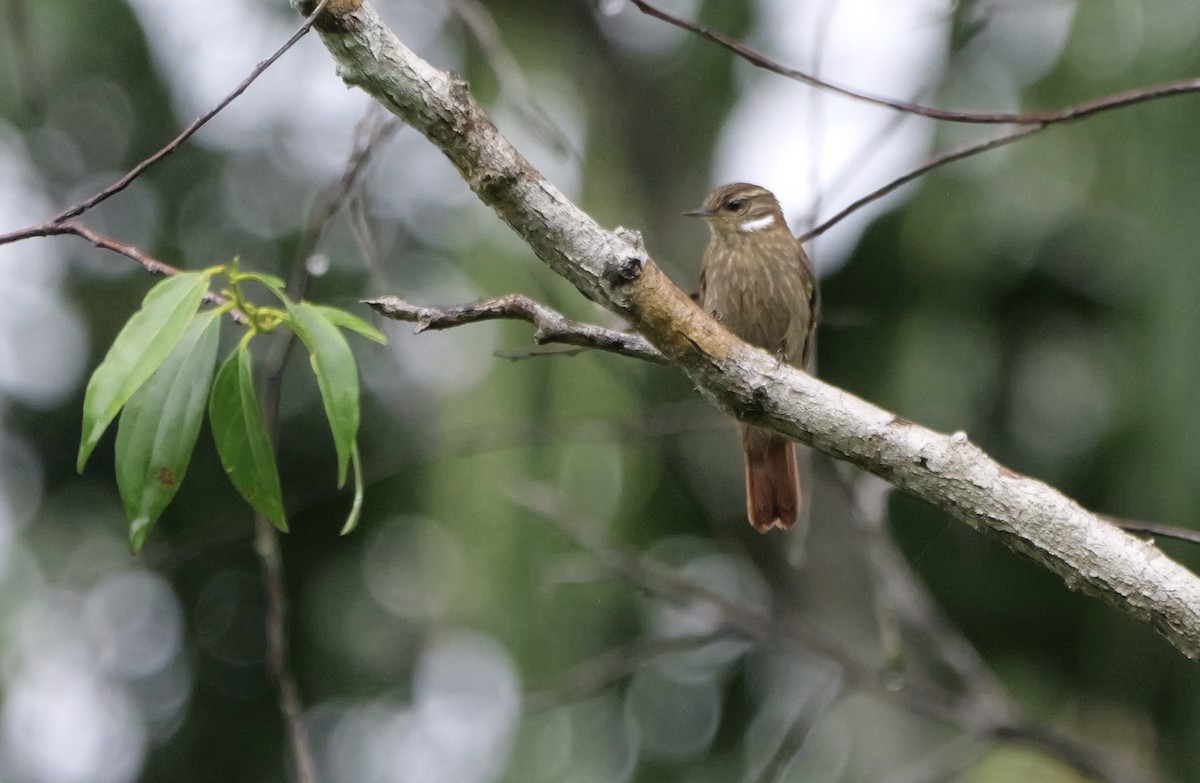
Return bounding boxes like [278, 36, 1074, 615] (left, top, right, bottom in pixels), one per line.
[683, 207, 714, 218]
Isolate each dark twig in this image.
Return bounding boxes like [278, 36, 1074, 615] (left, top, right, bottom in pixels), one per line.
[797, 62, 951, 231]
[38, 223, 181, 277]
[630, 0, 1200, 126]
[494, 344, 591, 361]
[46, 0, 328, 232]
[799, 124, 1043, 241]
[631, 0, 1200, 240]
[366, 293, 666, 364]
[252, 519, 317, 783]
[255, 84, 346, 783]
[31, 223, 242, 318]
[0, 0, 333, 340]
[0, 0, 331, 251]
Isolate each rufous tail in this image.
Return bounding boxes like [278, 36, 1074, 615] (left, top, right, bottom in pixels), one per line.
[742, 427, 800, 533]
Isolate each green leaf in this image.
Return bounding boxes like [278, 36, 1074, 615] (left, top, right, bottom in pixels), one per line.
[209, 344, 287, 531]
[312, 304, 386, 344]
[340, 443, 364, 535]
[78, 272, 211, 472]
[239, 271, 289, 302]
[287, 302, 361, 487]
[116, 311, 221, 552]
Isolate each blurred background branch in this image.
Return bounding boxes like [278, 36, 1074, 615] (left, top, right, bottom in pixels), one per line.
[516, 480, 1152, 783]
[253, 103, 395, 783]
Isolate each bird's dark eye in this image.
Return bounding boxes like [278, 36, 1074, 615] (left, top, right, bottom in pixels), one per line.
[727, 199, 746, 211]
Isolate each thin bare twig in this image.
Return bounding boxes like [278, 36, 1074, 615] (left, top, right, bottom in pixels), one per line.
[33, 0, 329, 237]
[366, 293, 666, 364]
[253, 519, 317, 783]
[0, 0, 331, 252]
[799, 124, 1044, 241]
[32, 223, 244, 318]
[629, 0, 1200, 126]
[630, 0, 1200, 240]
[796, 54, 954, 231]
[0, 0, 334, 340]
[38, 223, 181, 277]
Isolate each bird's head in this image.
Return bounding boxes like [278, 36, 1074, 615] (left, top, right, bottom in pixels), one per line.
[684, 183, 788, 238]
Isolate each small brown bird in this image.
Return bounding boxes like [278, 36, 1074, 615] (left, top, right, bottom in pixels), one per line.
[686, 183, 818, 532]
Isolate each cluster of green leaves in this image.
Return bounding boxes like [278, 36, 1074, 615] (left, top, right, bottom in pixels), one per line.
[77, 264, 385, 552]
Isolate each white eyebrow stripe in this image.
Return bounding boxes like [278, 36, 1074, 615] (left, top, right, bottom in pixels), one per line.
[739, 215, 775, 233]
